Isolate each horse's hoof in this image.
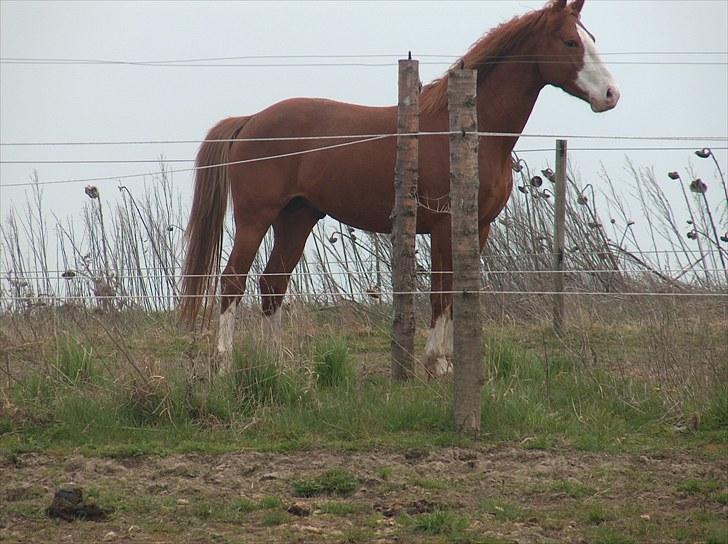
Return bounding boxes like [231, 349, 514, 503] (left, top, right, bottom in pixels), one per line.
[424, 355, 452, 379]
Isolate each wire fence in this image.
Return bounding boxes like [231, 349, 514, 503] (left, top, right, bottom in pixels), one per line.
[2, 125, 726, 314]
[1, 132, 726, 189]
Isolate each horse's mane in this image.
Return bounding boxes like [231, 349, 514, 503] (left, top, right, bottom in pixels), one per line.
[421, 1, 563, 114]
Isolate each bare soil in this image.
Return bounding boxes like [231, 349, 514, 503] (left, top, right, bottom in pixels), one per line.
[1, 446, 726, 543]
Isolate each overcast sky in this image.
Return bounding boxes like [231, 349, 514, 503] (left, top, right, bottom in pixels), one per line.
[1, 0, 726, 233]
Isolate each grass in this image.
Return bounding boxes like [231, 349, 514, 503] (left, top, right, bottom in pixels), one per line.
[1, 320, 725, 458]
[479, 499, 524, 522]
[405, 509, 470, 535]
[292, 469, 359, 497]
[314, 335, 353, 387]
[678, 478, 721, 495]
[0, 309, 725, 543]
[317, 501, 369, 516]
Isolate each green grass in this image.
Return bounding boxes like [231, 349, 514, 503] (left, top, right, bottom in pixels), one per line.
[317, 501, 368, 516]
[314, 335, 353, 387]
[479, 499, 524, 522]
[678, 478, 721, 495]
[713, 492, 728, 505]
[261, 510, 288, 527]
[292, 469, 359, 497]
[52, 336, 99, 386]
[579, 504, 615, 525]
[548, 479, 597, 499]
[2, 332, 725, 458]
[405, 509, 470, 535]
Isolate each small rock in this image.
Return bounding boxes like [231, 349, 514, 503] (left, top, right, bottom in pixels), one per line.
[287, 502, 311, 517]
[640, 514, 651, 521]
[405, 499, 437, 515]
[404, 449, 428, 462]
[177, 498, 189, 505]
[102, 531, 117, 541]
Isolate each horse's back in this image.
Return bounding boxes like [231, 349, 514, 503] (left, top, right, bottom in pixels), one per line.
[241, 97, 396, 138]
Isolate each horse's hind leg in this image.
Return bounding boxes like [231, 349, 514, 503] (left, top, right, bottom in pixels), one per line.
[260, 202, 322, 329]
[217, 210, 278, 371]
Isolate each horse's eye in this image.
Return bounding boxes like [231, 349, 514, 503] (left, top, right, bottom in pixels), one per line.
[564, 40, 579, 48]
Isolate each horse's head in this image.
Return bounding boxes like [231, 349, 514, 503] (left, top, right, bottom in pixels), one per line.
[537, 0, 620, 112]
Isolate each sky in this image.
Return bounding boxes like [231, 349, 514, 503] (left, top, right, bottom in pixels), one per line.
[1, 0, 727, 244]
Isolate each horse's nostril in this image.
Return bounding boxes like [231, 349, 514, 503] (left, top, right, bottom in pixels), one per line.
[606, 87, 613, 99]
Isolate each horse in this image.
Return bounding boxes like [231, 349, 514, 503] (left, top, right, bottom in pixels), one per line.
[180, 0, 619, 375]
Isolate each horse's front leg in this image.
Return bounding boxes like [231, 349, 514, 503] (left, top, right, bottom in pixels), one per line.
[423, 219, 491, 377]
[424, 220, 453, 377]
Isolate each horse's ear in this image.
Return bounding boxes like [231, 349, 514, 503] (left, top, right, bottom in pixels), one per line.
[551, 0, 568, 9]
[570, 0, 585, 14]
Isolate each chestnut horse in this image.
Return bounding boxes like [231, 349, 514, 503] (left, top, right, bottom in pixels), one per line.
[181, 0, 619, 374]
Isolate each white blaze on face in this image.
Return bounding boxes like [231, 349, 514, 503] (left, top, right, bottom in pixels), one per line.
[575, 26, 620, 112]
[424, 313, 453, 377]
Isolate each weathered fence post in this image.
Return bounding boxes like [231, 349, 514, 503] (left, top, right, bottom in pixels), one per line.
[553, 139, 567, 335]
[391, 55, 420, 381]
[448, 68, 483, 435]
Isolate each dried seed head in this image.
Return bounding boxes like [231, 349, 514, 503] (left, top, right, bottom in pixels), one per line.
[518, 186, 528, 194]
[695, 148, 711, 159]
[689, 178, 707, 194]
[668, 172, 680, 180]
[627, 220, 635, 226]
[84, 185, 99, 199]
[542, 190, 551, 199]
[530, 176, 543, 187]
[610, 218, 616, 224]
[167, 226, 174, 232]
[687, 219, 693, 225]
[687, 230, 698, 240]
[61, 270, 76, 279]
[328, 234, 338, 244]
[720, 233, 728, 243]
[511, 158, 522, 173]
[541, 168, 555, 182]
[577, 194, 588, 205]
[588, 221, 601, 229]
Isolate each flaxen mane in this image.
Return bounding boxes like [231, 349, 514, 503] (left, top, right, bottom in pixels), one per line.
[420, 2, 562, 114]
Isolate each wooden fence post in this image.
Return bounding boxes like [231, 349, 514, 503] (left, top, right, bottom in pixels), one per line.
[391, 56, 420, 381]
[448, 68, 483, 435]
[553, 139, 567, 335]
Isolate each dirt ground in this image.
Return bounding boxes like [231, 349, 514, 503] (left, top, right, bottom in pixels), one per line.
[1, 446, 726, 543]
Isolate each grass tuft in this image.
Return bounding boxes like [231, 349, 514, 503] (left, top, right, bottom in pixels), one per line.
[292, 469, 359, 497]
[53, 336, 98, 386]
[314, 335, 353, 387]
[407, 509, 470, 535]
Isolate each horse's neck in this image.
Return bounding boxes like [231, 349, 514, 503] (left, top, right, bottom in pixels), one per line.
[476, 62, 544, 153]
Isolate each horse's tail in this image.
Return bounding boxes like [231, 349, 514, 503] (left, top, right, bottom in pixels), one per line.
[180, 116, 250, 325]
